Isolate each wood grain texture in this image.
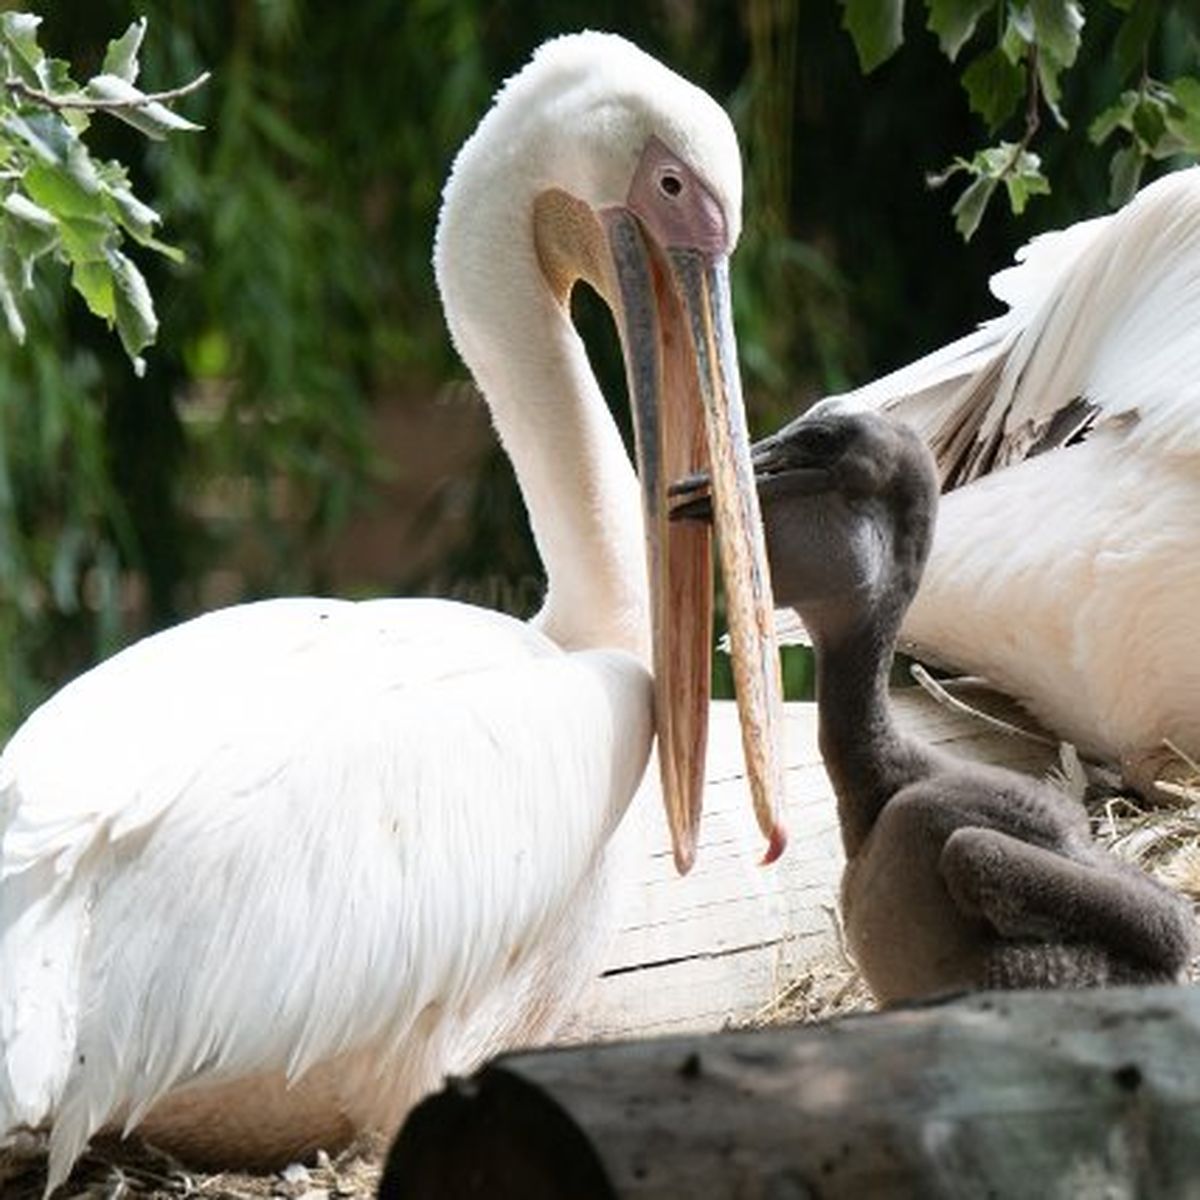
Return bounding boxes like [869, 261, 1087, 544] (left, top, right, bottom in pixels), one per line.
[565, 693, 1057, 1041]
[382, 985, 1200, 1200]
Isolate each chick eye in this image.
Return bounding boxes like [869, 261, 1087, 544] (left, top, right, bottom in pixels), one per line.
[658, 169, 683, 199]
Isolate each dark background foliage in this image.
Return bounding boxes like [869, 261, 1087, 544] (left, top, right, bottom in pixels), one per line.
[0, 0, 1194, 733]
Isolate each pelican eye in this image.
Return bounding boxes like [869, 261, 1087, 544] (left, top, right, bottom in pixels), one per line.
[658, 169, 684, 198]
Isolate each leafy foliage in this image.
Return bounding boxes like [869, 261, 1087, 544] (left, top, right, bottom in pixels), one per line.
[842, 0, 905, 70]
[1089, 73, 1200, 203]
[839, 0, 1200, 235]
[0, 13, 203, 371]
[6, 0, 1191, 732]
[928, 141, 1050, 237]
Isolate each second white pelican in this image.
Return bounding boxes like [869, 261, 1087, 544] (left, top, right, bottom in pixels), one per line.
[782, 168, 1200, 788]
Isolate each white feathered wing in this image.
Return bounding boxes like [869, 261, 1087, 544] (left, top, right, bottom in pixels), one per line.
[0, 597, 651, 1190]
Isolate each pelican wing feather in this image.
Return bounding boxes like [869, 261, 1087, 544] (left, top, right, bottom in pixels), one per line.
[841, 167, 1200, 486]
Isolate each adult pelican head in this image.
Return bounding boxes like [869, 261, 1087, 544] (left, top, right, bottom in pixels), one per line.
[435, 32, 785, 872]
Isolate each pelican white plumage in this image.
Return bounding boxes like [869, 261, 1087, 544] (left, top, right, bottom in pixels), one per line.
[781, 167, 1200, 786]
[0, 32, 784, 1192]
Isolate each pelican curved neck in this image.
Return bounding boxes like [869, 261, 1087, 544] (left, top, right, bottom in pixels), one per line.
[435, 156, 648, 660]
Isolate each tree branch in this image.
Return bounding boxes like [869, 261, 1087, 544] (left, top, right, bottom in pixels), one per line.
[1022, 44, 1042, 149]
[4, 71, 211, 113]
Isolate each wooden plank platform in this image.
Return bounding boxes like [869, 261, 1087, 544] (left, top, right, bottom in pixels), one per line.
[564, 690, 1057, 1042]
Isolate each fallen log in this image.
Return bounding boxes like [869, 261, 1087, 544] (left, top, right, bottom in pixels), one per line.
[379, 984, 1200, 1199]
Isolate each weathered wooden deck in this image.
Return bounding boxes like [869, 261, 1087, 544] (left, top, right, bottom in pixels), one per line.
[565, 691, 1057, 1042]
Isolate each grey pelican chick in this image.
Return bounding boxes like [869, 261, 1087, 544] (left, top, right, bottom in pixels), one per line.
[674, 404, 1196, 1001]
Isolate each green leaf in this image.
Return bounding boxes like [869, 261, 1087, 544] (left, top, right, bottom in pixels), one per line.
[0, 11, 47, 90]
[118, 225, 185, 264]
[962, 47, 1025, 130]
[1036, 48, 1069, 128]
[1167, 75, 1200, 108]
[43, 55, 77, 101]
[56, 134, 104, 200]
[1114, 0, 1160, 81]
[1041, 63, 1070, 129]
[1109, 143, 1145, 206]
[1007, 4, 1036, 44]
[1089, 89, 1138, 144]
[1132, 96, 1168, 151]
[926, 0, 997, 60]
[2, 191, 55, 230]
[1004, 161, 1050, 213]
[2, 194, 59, 280]
[1014, 3, 1079, 129]
[952, 172, 999, 240]
[10, 235, 55, 289]
[23, 160, 102, 221]
[84, 75, 204, 140]
[1028, 0, 1083, 67]
[103, 185, 160, 240]
[58, 212, 110, 260]
[2, 112, 66, 166]
[71, 258, 115, 320]
[1163, 76, 1200, 151]
[840, 0, 905, 72]
[102, 18, 145, 84]
[99, 157, 185, 266]
[974, 143, 1016, 174]
[108, 248, 157, 374]
[0, 247, 26, 342]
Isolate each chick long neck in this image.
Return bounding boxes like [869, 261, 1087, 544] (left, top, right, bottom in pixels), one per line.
[810, 597, 939, 857]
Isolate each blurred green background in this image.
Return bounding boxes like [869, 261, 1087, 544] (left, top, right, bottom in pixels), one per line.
[0, 1, 1190, 734]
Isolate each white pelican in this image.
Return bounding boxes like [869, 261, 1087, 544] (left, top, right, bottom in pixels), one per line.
[779, 167, 1200, 788]
[0, 32, 783, 1191]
